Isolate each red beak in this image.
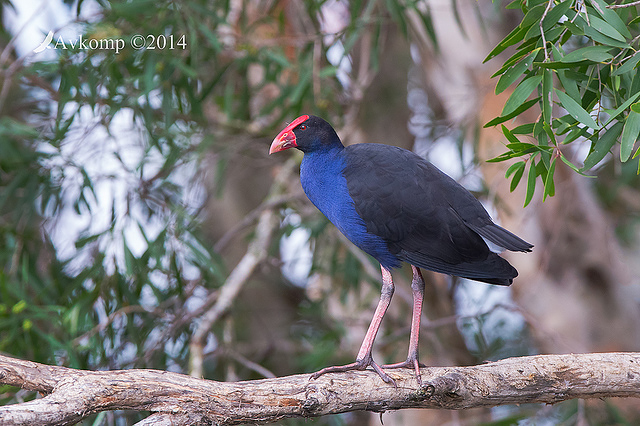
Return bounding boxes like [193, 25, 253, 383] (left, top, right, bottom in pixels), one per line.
[269, 115, 309, 154]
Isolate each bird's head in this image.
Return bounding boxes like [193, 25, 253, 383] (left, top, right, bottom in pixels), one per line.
[269, 115, 342, 154]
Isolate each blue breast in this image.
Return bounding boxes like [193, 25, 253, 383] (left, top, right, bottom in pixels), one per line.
[300, 148, 400, 270]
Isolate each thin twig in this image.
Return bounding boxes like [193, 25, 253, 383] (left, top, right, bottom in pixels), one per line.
[0, 0, 49, 67]
[211, 347, 277, 379]
[214, 193, 300, 253]
[540, 0, 554, 62]
[607, 0, 640, 9]
[0, 0, 53, 112]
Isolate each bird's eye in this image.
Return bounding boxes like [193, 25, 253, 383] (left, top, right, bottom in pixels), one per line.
[299, 125, 307, 130]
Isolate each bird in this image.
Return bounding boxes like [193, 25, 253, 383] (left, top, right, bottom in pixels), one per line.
[269, 114, 532, 386]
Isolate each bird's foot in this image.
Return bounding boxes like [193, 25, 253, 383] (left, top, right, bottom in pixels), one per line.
[311, 356, 396, 387]
[382, 358, 426, 386]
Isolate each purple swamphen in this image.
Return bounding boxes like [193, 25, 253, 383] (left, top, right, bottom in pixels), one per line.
[270, 115, 532, 385]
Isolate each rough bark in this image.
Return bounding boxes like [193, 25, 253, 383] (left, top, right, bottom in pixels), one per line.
[1, 352, 639, 425]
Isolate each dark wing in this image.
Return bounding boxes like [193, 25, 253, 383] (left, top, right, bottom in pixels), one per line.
[343, 144, 532, 285]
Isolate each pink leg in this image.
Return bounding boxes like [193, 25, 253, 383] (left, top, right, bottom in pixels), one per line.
[311, 266, 396, 384]
[383, 265, 426, 385]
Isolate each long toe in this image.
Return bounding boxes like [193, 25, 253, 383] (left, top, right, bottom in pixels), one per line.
[369, 360, 395, 387]
[382, 359, 427, 369]
[382, 359, 424, 386]
[310, 361, 365, 380]
[311, 358, 395, 386]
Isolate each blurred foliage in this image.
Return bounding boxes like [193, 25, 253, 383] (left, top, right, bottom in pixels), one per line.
[486, 0, 640, 206]
[0, 0, 385, 367]
[0, 0, 638, 424]
[0, 0, 437, 423]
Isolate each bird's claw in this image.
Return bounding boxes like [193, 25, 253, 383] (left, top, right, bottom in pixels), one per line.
[311, 357, 396, 387]
[382, 358, 425, 386]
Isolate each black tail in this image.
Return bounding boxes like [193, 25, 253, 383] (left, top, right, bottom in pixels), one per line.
[400, 251, 518, 286]
[466, 223, 533, 253]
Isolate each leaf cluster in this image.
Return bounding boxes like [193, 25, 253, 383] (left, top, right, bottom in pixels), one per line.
[487, 0, 640, 205]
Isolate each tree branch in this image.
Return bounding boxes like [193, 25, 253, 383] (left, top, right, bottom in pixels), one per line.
[2, 352, 640, 425]
[607, 0, 640, 9]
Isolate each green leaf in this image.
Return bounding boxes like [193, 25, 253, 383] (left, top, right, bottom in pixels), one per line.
[505, 0, 522, 10]
[560, 46, 613, 63]
[563, 20, 584, 36]
[588, 0, 632, 38]
[512, 123, 536, 134]
[563, 126, 591, 144]
[556, 69, 581, 101]
[534, 26, 565, 45]
[450, 0, 468, 40]
[581, 122, 623, 171]
[489, 140, 553, 163]
[319, 66, 338, 78]
[492, 49, 535, 78]
[386, 0, 408, 37]
[524, 159, 538, 207]
[524, 0, 573, 40]
[555, 89, 599, 130]
[484, 25, 527, 63]
[485, 97, 541, 127]
[506, 160, 524, 177]
[547, 0, 574, 26]
[584, 27, 629, 49]
[502, 75, 543, 116]
[574, 15, 630, 49]
[602, 91, 640, 127]
[534, 60, 589, 69]
[542, 120, 557, 145]
[559, 152, 585, 174]
[621, 108, 640, 162]
[506, 142, 553, 153]
[553, 114, 576, 133]
[587, 14, 627, 42]
[418, 8, 438, 53]
[501, 125, 521, 144]
[264, 50, 292, 68]
[506, 161, 526, 192]
[495, 52, 536, 95]
[542, 69, 553, 123]
[612, 52, 640, 77]
[110, 0, 156, 15]
[520, 3, 548, 28]
[543, 157, 556, 200]
[632, 71, 640, 95]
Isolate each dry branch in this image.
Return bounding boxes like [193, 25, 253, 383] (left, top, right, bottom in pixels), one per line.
[1, 352, 640, 425]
